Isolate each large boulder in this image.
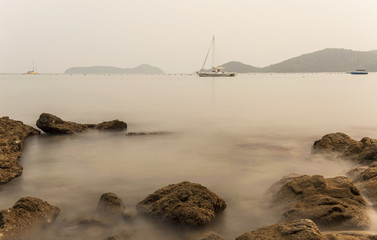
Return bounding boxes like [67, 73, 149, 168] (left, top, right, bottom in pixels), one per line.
[271, 175, 370, 230]
[0, 197, 60, 240]
[235, 219, 327, 240]
[36, 113, 127, 134]
[346, 161, 377, 208]
[137, 181, 227, 226]
[0, 117, 40, 183]
[312, 133, 377, 164]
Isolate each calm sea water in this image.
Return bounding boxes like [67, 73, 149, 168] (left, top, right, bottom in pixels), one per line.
[1, 73, 377, 239]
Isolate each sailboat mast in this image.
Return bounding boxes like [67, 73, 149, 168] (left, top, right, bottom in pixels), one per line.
[212, 36, 215, 67]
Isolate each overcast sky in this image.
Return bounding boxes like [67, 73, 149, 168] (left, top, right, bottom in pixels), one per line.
[2, 0, 377, 73]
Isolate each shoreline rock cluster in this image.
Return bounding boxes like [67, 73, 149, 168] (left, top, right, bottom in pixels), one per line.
[3, 114, 377, 239]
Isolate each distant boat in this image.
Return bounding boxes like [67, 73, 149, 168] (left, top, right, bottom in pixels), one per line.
[197, 36, 236, 77]
[26, 61, 38, 74]
[347, 69, 368, 75]
[347, 51, 368, 75]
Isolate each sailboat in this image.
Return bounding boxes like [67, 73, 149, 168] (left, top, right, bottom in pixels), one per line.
[26, 61, 38, 74]
[197, 36, 236, 77]
[347, 51, 368, 75]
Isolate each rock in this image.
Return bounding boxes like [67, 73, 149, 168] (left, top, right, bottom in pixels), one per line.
[235, 219, 327, 240]
[137, 181, 227, 226]
[347, 162, 377, 208]
[75, 217, 107, 228]
[97, 193, 132, 220]
[105, 236, 122, 240]
[325, 231, 377, 240]
[0, 117, 40, 183]
[271, 175, 370, 230]
[0, 196, 60, 240]
[95, 120, 127, 131]
[36, 113, 127, 134]
[312, 133, 377, 164]
[196, 231, 224, 240]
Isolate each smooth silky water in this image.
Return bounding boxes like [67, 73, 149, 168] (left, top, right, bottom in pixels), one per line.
[1, 73, 377, 239]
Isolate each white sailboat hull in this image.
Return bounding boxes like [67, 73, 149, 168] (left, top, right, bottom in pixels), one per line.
[197, 72, 236, 77]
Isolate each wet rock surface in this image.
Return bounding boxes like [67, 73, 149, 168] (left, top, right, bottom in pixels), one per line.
[0, 116, 40, 183]
[235, 219, 327, 240]
[325, 231, 377, 240]
[312, 132, 377, 164]
[271, 175, 370, 230]
[0, 197, 60, 240]
[137, 181, 227, 226]
[36, 113, 127, 134]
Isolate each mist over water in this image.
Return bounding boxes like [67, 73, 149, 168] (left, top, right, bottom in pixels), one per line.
[1, 73, 377, 239]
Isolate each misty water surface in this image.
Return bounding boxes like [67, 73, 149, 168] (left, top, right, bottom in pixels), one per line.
[1, 73, 377, 239]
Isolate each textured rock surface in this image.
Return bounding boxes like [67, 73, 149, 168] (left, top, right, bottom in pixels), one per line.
[0, 197, 60, 240]
[272, 175, 370, 230]
[36, 113, 127, 134]
[137, 181, 227, 226]
[0, 116, 40, 183]
[347, 161, 377, 208]
[325, 232, 377, 240]
[312, 132, 377, 164]
[196, 231, 224, 240]
[235, 219, 327, 240]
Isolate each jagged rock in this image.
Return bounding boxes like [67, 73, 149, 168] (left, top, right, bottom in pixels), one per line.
[235, 219, 327, 240]
[312, 133, 377, 164]
[347, 162, 377, 208]
[271, 175, 370, 230]
[97, 193, 132, 220]
[325, 231, 377, 240]
[0, 117, 40, 183]
[137, 181, 227, 226]
[196, 231, 224, 240]
[36, 113, 127, 134]
[0, 197, 60, 240]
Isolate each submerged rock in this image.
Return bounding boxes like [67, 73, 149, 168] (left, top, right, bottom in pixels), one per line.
[36, 113, 127, 134]
[271, 175, 370, 230]
[0, 197, 60, 240]
[235, 219, 327, 240]
[312, 132, 377, 164]
[0, 116, 40, 183]
[97, 192, 132, 220]
[137, 181, 227, 226]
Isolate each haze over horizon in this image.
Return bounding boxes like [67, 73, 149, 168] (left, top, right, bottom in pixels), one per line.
[2, 0, 377, 73]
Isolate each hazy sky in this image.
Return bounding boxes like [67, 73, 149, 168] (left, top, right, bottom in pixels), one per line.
[2, 0, 377, 73]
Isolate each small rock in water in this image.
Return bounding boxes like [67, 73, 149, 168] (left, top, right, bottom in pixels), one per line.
[196, 231, 224, 240]
[137, 181, 227, 226]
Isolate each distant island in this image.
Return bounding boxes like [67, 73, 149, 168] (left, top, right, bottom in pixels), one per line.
[220, 48, 377, 73]
[65, 64, 164, 74]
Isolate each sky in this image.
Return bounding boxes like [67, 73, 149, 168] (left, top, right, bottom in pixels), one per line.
[1, 0, 377, 73]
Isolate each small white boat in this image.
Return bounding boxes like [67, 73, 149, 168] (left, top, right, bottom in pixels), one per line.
[197, 36, 235, 77]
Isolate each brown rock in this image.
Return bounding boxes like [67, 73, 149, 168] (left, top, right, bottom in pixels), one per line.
[312, 133, 377, 164]
[0, 117, 40, 183]
[325, 231, 377, 240]
[137, 181, 226, 226]
[235, 219, 327, 240]
[272, 175, 370, 230]
[97, 192, 132, 220]
[196, 231, 224, 240]
[36, 113, 127, 134]
[0, 197, 60, 240]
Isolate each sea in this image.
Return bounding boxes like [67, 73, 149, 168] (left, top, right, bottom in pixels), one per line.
[1, 73, 377, 239]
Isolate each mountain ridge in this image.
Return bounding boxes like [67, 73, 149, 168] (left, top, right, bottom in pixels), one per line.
[219, 48, 377, 73]
[65, 64, 164, 74]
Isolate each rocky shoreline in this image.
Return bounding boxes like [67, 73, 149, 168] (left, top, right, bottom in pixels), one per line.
[2, 114, 377, 239]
